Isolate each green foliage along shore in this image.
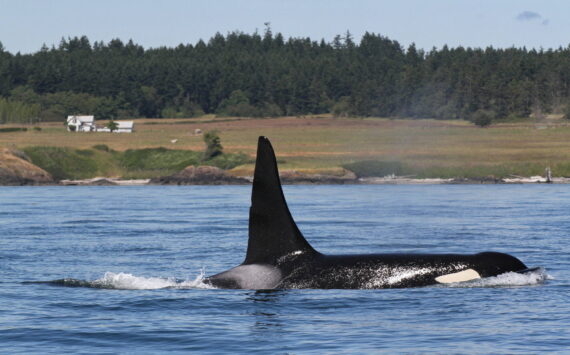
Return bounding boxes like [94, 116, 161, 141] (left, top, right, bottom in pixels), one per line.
[22, 146, 251, 180]
[2, 30, 570, 123]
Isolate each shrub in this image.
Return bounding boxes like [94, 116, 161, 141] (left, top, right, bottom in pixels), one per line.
[332, 96, 351, 117]
[161, 107, 178, 119]
[0, 127, 27, 132]
[33, 126, 42, 131]
[203, 130, 223, 160]
[207, 152, 251, 169]
[434, 102, 460, 119]
[161, 101, 204, 118]
[564, 103, 570, 120]
[216, 90, 261, 117]
[260, 102, 283, 117]
[107, 120, 118, 132]
[76, 149, 95, 157]
[92, 144, 112, 152]
[221, 102, 260, 117]
[471, 109, 496, 127]
[120, 147, 202, 172]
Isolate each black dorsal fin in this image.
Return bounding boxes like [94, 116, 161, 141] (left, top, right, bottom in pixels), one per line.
[244, 137, 317, 264]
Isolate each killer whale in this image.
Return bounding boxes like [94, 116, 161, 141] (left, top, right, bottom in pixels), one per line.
[206, 136, 531, 289]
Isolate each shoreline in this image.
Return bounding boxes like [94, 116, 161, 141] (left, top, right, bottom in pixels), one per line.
[4, 175, 570, 186]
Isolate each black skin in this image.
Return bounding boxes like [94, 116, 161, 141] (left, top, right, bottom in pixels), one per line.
[274, 251, 527, 289]
[205, 137, 529, 290]
[207, 251, 527, 289]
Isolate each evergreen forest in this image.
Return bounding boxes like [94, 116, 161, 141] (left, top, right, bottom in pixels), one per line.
[1, 29, 570, 124]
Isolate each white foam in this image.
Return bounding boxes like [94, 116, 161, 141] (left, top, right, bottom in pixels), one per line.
[445, 267, 550, 288]
[92, 270, 215, 290]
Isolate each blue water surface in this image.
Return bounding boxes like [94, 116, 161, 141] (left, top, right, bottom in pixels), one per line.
[1, 185, 569, 354]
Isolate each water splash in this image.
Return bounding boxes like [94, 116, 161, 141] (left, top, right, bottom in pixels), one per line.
[28, 270, 215, 290]
[445, 267, 550, 288]
[91, 271, 214, 290]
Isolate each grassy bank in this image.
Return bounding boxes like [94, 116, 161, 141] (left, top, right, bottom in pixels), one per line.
[22, 145, 250, 180]
[342, 160, 570, 179]
[3, 115, 570, 179]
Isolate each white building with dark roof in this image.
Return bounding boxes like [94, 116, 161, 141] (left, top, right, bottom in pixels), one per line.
[67, 115, 95, 132]
[67, 115, 134, 133]
[97, 121, 134, 133]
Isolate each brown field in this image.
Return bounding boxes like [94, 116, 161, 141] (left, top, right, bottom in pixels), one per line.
[2, 115, 570, 176]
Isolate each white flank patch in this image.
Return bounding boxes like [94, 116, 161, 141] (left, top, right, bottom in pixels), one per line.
[435, 269, 481, 284]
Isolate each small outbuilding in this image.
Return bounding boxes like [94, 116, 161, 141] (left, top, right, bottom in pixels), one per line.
[97, 120, 134, 133]
[115, 121, 134, 133]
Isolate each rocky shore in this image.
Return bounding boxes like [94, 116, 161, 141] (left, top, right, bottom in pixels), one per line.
[61, 171, 569, 186]
[0, 148, 54, 186]
[150, 166, 249, 185]
[2, 152, 569, 186]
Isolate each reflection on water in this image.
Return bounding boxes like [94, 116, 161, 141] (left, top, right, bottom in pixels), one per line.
[247, 289, 288, 303]
[246, 290, 287, 332]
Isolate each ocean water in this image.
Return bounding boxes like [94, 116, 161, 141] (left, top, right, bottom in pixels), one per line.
[1, 185, 569, 354]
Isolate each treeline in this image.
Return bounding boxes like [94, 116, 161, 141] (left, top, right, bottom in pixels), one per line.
[1, 30, 570, 123]
[0, 96, 40, 124]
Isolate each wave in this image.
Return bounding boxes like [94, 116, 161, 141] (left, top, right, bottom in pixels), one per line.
[445, 267, 551, 288]
[25, 270, 214, 290]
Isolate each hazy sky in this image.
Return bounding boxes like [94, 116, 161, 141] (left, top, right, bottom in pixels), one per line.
[0, 0, 568, 53]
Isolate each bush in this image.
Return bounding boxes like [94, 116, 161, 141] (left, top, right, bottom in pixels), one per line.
[120, 147, 202, 172]
[92, 144, 112, 152]
[107, 120, 118, 132]
[33, 126, 42, 131]
[0, 127, 27, 133]
[76, 149, 95, 157]
[203, 130, 223, 160]
[434, 102, 460, 119]
[564, 103, 570, 120]
[259, 102, 283, 117]
[216, 90, 261, 117]
[471, 109, 496, 127]
[206, 152, 251, 169]
[161, 107, 178, 119]
[332, 96, 351, 117]
[220, 102, 260, 117]
[161, 101, 204, 118]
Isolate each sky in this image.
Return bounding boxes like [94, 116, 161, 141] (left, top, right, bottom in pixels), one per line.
[0, 0, 568, 54]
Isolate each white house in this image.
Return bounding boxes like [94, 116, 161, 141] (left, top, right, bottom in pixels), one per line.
[67, 115, 95, 132]
[115, 121, 134, 133]
[97, 121, 134, 133]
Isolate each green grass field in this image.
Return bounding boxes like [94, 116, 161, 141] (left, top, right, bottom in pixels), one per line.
[2, 115, 570, 179]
